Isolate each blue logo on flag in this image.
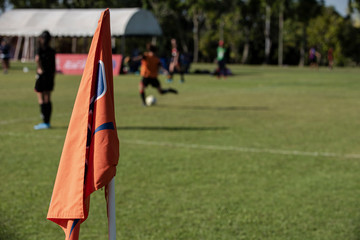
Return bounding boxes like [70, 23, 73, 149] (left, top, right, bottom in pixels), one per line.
[85, 60, 115, 180]
[96, 60, 107, 101]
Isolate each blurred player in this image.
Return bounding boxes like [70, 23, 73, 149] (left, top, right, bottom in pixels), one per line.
[138, 43, 178, 106]
[309, 46, 321, 69]
[33, 30, 56, 130]
[328, 47, 334, 70]
[0, 38, 10, 74]
[167, 38, 184, 83]
[217, 40, 227, 79]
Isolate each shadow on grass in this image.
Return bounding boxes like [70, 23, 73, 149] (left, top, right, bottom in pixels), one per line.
[158, 105, 270, 111]
[51, 126, 228, 131]
[117, 126, 228, 131]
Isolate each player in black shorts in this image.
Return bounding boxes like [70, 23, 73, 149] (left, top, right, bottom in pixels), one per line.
[167, 39, 184, 83]
[138, 44, 178, 106]
[142, 77, 161, 89]
[34, 30, 56, 130]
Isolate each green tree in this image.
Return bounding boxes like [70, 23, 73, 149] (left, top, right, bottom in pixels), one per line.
[181, 0, 221, 63]
[263, 0, 272, 64]
[9, 0, 143, 8]
[141, 0, 191, 56]
[0, 0, 6, 12]
[338, 17, 360, 65]
[307, 7, 344, 65]
[277, 0, 285, 65]
[274, 0, 293, 66]
[9, 0, 60, 8]
[294, 0, 322, 66]
[237, 0, 262, 64]
[222, 0, 243, 62]
[346, 0, 360, 15]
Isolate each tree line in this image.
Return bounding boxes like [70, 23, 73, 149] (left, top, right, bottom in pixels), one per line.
[3, 0, 360, 66]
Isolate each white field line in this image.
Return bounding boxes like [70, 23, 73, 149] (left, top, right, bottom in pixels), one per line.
[123, 139, 360, 160]
[1, 131, 360, 160]
[0, 132, 64, 138]
[0, 117, 39, 125]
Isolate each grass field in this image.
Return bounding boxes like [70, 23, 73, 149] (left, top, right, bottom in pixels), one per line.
[1, 62, 360, 240]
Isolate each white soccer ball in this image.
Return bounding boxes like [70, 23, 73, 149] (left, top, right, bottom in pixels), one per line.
[146, 95, 157, 106]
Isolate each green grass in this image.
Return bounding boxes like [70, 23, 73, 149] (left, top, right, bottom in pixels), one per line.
[1, 62, 360, 240]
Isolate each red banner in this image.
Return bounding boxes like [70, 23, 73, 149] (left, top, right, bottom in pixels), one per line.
[56, 54, 122, 75]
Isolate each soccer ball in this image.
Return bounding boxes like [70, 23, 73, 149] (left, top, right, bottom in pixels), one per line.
[145, 95, 157, 106]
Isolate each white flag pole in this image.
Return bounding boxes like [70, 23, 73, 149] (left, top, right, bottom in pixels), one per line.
[107, 177, 116, 240]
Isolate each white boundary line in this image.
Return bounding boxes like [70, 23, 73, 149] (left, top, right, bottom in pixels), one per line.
[123, 139, 360, 160]
[0, 117, 39, 125]
[1, 131, 360, 160]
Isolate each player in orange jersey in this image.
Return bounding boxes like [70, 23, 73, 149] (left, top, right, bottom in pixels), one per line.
[138, 43, 178, 106]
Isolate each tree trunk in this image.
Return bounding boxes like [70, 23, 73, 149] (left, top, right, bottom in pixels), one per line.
[264, 3, 271, 64]
[241, 27, 250, 64]
[219, 18, 224, 41]
[193, 12, 199, 63]
[230, 14, 241, 62]
[299, 24, 306, 67]
[278, 2, 284, 66]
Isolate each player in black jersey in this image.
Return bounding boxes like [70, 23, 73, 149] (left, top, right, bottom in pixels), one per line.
[34, 30, 56, 130]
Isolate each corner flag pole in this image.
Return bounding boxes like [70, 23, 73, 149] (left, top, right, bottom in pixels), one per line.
[106, 177, 116, 240]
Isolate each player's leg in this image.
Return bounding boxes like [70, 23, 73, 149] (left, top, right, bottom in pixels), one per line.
[157, 87, 178, 95]
[36, 91, 45, 121]
[219, 60, 225, 78]
[167, 62, 174, 82]
[2, 59, 9, 73]
[222, 63, 227, 79]
[154, 78, 178, 95]
[177, 64, 185, 83]
[34, 91, 51, 129]
[42, 91, 52, 124]
[216, 62, 221, 79]
[139, 79, 147, 106]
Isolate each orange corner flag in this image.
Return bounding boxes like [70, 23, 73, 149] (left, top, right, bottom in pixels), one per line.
[47, 9, 119, 240]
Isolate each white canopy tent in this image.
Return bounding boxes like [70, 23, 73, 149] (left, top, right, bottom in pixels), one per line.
[0, 8, 162, 37]
[0, 8, 162, 59]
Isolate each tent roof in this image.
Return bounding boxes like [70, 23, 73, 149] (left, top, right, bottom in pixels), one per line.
[0, 8, 162, 37]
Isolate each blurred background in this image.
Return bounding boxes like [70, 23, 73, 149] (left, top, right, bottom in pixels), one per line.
[0, 0, 360, 68]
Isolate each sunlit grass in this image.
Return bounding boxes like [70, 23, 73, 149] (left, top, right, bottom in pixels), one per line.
[0, 62, 360, 240]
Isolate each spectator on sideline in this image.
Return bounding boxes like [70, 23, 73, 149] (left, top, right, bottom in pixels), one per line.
[0, 38, 11, 74]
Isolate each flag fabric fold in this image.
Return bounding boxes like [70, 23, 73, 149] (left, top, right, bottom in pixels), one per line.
[47, 9, 119, 240]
